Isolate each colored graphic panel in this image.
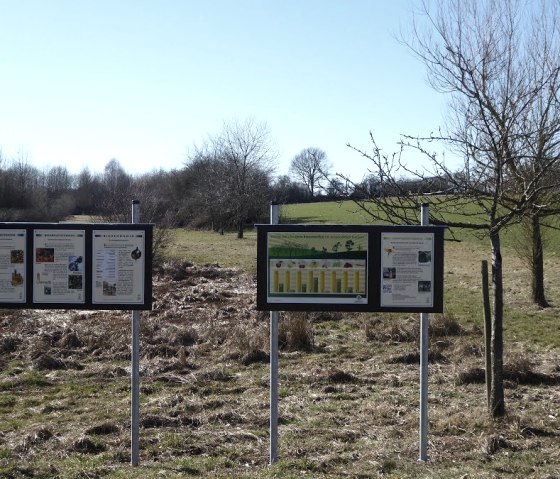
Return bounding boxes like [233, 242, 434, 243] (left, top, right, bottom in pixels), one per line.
[0, 229, 26, 303]
[33, 229, 85, 303]
[267, 231, 368, 305]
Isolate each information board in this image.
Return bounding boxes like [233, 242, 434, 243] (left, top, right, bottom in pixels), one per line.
[257, 224, 444, 312]
[380, 232, 435, 308]
[0, 223, 152, 310]
[0, 229, 26, 303]
[267, 230, 368, 306]
[33, 229, 86, 304]
[92, 230, 146, 305]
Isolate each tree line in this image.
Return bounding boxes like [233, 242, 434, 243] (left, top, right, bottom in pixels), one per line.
[0, 142, 459, 227]
[0, 119, 356, 234]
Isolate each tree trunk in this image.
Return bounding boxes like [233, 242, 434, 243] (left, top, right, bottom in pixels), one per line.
[237, 220, 244, 239]
[490, 231, 505, 417]
[531, 213, 549, 307]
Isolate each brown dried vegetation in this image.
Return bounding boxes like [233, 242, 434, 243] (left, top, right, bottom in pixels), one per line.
[0, 258, 559, 478]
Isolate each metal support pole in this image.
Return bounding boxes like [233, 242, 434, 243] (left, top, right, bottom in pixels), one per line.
[131, 200, 141, 467]
[419, 204, 429, 462]
[269, 202, 280, 464]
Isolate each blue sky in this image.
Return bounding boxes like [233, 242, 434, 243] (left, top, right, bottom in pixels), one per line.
[0, 0, 449, 180]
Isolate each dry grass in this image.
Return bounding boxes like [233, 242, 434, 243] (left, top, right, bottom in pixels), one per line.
[279, 312, 314, 352]
[0, 233, 560, 478]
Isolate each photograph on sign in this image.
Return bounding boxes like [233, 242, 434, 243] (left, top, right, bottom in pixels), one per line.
[92, 230, 145, 304]
[380, 232, 435, 308]
[33, 229, 86, 303]
[267, 231, 368, 305]
[0, 229, 26, 303]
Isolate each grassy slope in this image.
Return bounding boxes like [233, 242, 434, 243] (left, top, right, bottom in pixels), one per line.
[282, 200, 560, 249]
[168, 229, 258, 272]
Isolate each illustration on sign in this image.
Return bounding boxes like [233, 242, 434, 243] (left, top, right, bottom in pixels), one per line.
[380, 233, 434, 307]
[33, 230, 86, 303]
[0, 229, 26, 303]
[267, 232, 368, 304]
[92, 230, 145, 304]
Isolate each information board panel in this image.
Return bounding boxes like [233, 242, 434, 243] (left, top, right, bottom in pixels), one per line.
[267, 230, 368, 305]
[0, 223, 153, 310]
[257, 225, 375, 312]
[92, 230, 146, 305]
[33, 229, 86, 304]
[374, 226, 444, 313]
[380, 232, 435, 308]
[0, 229, 26, 303]
[257, 224, 444, 312]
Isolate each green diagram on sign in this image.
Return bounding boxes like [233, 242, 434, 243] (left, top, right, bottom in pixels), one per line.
[267, 232, 368, 303]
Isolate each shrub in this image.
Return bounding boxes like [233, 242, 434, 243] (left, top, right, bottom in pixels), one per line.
[430, 311, 464, 337]
[364, 316, 418, 343]
[279, 312, 314, 352]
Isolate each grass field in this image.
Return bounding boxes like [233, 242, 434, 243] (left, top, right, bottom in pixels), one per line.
[167, 229, 258, 272]
[0, 203, 558, 478]
[281, 200, 560, 251]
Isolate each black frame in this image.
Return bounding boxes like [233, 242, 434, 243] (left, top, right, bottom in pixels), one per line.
[256, 224, 444, 313]
[373, 225, 445, 313]
[0, 223, 153, 310]
[257, 224, 375, 312]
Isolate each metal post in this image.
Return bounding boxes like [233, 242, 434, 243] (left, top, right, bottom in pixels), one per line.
[419, 204, 429, 462]
[131, 200, 141, 467]
[269, 202, 280, 464]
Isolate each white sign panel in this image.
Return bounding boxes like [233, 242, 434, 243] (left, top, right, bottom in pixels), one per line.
[33, 229, 85, 303]
[380, 232, 434, 307]
[92, 230, 145, 304]
[0, 229, 26, 303]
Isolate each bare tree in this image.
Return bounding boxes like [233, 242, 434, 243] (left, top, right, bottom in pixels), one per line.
[405, 0, 560, 417]
[510, 1, 560, 307]
[334, 0, 560, 418]
[44, 166, 72, 199]
[97, 159, 134, 220]
[0, 153, 52, 220]
[185, 119, 276, 238]
[216, 119, 276, 238]
[289, 147, 330, 198]
[180, 151, 232, 230]
[74, 167, 103, 215]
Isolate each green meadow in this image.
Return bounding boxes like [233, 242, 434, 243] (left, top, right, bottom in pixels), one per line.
[281, 199, 560, 252]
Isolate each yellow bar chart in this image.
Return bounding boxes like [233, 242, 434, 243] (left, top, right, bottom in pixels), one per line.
[270, 262, 365, 295]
